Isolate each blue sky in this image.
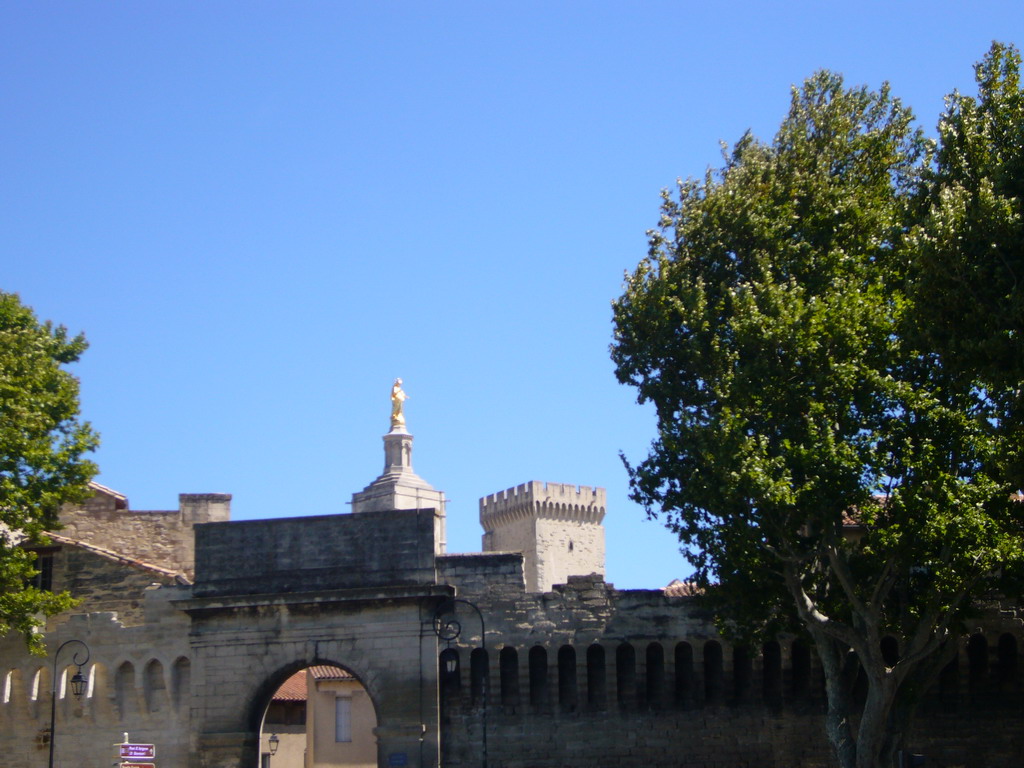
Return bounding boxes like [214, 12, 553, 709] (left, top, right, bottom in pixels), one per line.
[3, 2, 1022, 589]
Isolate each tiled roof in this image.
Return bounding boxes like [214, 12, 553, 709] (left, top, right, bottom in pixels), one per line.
[309, 665, 353, 681]
[663, 579, 702, 597]
[41, 532, 192, 585]
[273, 671, 307, 702]
[271, 667, 354, 702]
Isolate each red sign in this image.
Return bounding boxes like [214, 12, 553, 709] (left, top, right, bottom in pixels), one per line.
[120, 764, 155, 768]
[119, 743, 156, 759]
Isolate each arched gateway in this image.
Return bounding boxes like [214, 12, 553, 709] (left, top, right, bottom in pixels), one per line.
[177, 389, 453, 767]
[179, 507, 450, 768]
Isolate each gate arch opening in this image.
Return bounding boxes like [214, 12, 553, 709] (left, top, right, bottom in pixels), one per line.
[254, 662, 380, 768]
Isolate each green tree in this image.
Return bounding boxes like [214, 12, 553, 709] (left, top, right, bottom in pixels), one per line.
[611, 67, 1023, 768]
[0, 291, 98, 651]
[912, 42, 1024, 486]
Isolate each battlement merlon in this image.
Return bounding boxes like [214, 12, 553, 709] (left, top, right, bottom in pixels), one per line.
[179, 493, 232, 525]
[479, 481, 606, 530]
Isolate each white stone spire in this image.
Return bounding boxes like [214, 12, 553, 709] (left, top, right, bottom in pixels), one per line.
[350, 380, 446, 553]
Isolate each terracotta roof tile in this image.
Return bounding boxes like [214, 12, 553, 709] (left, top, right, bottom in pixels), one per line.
[309, 665, 353, 680]
[663, 579, 702, 597]
[271, 666, 353, 702]
[272, 671, 307, 702]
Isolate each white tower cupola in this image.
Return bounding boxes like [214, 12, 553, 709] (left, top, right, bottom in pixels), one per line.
[350, 379, 446, 553]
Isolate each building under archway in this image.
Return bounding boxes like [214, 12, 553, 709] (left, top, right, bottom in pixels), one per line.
[260, 665, 377, 768]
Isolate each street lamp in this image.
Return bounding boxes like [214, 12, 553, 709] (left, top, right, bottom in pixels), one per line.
[433, 598, 487, 768]
[268, 733, 280, 756]
[48, 639, 90, 768]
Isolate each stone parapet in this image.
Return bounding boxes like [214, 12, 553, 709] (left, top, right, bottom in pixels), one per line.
[479, 481, 605, 531]
[192, 509, 441, 597]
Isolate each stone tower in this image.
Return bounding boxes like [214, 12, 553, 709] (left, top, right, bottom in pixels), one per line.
[351, 380, 446, 553]
[479, 481, 605, 592]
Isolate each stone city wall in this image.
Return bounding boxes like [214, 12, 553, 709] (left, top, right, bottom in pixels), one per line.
[3, 497, 1022, 768]
[0, 588, 193, 768]
[434, 567, 1024, 768]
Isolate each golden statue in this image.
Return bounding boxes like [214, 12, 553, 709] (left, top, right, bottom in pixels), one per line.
[390, 378, 408, 429]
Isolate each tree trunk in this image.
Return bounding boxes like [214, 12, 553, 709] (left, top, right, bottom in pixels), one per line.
[880, 640, 959, 765]
[816, 636, 858, 768]
[855, 672, 897, 768]
[820, 637, 954, 768]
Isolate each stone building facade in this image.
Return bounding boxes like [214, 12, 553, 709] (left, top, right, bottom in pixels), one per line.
[1, 418, 1023, 768]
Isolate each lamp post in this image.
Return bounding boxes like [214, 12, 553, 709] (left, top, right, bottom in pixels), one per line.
[433, 598, 486, 768]
[268, 732, 280, 758]
[48, 638, 90, 768]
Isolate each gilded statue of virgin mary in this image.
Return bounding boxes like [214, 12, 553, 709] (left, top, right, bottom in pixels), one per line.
[390, 378, 408, 429]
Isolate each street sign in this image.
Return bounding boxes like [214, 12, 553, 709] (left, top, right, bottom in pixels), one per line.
[119, 743, 156, 759]
[120, 763, 155, 768]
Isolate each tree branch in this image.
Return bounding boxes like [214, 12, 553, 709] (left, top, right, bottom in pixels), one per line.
[824, 536, 872, 623]
[867, 554, 899, 612]
[782, 561, 861, 650]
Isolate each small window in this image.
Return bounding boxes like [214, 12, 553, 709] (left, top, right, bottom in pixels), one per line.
[968, 633, 988, 696]
[500, 647, 520, 707]
[674, 642, 694, 708]
[733, 646, 752, 702]
[704, 641, 723, 705]
[470, 648, 489, 706]
[762, 641, 782, 707]
[557, 645, 577, 712]
[528, 646, 548, 707]
[616, 643, 637, 709]
[586, 644, 606, 709]
[646, 643, 665, 709]
[792, 640, 811, 696]
[335, 696, 352, 742]
[29, 550, 55, 592]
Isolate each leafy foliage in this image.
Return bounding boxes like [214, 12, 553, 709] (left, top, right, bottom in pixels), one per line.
[912, 42, 1024, 484]
[0, 291, 98, 651]
[612, 51, 1024, 768]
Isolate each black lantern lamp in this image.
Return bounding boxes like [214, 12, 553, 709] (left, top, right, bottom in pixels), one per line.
[268, 733, 280, 756]
[48, 639, 90, 768]
[69, 667, 88, 698]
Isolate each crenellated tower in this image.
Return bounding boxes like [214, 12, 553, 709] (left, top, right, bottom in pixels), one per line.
[480, 481, 606, 592]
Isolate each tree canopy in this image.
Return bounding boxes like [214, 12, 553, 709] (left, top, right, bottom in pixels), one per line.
[912, 42, 1024, 485]
[612, 44, 1024, 768]
[0, 291, 98, 651]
